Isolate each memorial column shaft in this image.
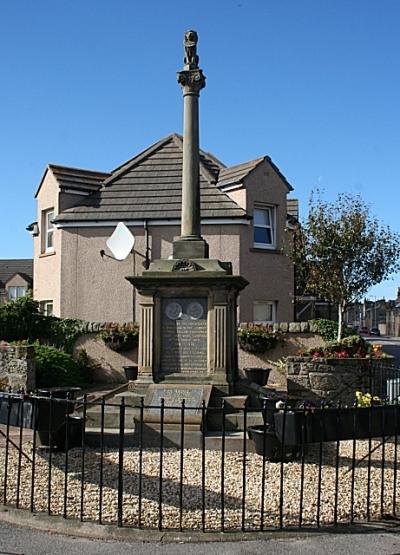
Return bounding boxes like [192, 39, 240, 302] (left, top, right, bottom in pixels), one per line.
[173, 29, 208, 259]
[182, 91, 200, 238]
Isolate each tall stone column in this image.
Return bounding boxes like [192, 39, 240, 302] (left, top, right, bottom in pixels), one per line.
[173, 30, 209, 260]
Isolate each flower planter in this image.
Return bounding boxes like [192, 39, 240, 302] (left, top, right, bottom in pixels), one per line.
[247, 425, 300, 461]
[244, 367, 270, 386]
[103, 335, 137, 352]
[123, 365, 138, 381]
[273, 405, 400, 445]
[238, 337, 275, 353]
[0, 394, 34, 428]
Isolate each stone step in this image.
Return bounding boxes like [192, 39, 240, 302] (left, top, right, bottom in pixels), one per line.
[112, 392, 145, 406]
[211, 395, 248, 411]
[84, 405, 264, 433]
[83, 427, 255, 452]
[85, 405, 139, 429]
[84, 427, 136, 448]
[206, 411, 264, 432]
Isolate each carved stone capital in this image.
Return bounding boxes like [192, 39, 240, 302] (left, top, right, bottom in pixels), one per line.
[177, 69, 206, 95]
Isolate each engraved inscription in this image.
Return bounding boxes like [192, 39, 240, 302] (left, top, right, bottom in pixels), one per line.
[144, 384, 212, 423]
[147, 388, 203, 418]
[161, 298, 207, 374]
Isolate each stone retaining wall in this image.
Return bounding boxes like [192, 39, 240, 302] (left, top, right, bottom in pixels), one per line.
[238, 322, 326, 390]
[0, 345, 36, 390]
[286, 356, 370, 405]
[73, 334, 138, 384]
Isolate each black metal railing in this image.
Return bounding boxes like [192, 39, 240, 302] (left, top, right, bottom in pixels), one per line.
[0, 384, 399, 532]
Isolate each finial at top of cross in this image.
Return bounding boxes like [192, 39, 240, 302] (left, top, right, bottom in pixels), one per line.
[183, 30, 199, 70]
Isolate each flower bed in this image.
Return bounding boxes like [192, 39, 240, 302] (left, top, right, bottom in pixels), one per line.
[237, 324, 282, 353]
[98, 323, 139, 352]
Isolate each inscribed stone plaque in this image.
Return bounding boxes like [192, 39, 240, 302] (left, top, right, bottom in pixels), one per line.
[161, 297, 207, 375]
[144, 384, 212, 424]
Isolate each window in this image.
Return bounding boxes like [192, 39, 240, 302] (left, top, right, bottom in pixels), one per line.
[43, 209, 55, 253]
[253, 207, 275, 248]
[40, 301, 53, 316]
[8, 286, 26, 301]
[253, 301, 277, 323]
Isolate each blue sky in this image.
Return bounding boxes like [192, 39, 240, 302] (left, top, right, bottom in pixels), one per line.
[0, 0, 399, 300]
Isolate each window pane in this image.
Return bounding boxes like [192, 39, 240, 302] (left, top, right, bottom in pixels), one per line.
[254, 208, 270, 226]
[45, 303, 53, 316]
[47, 211, 54, 230]
[17, 287, 25, 298]
[8, 287, 17, 300]
[254, 227, 272, 245]
[47, 230, 54, 249]
[254, 302, 273, 322]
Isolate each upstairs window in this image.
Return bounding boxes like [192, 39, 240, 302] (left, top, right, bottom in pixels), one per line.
[8, 286, 26, 301]
[253, 207, 275, 249]
[43, 209, 55, 253]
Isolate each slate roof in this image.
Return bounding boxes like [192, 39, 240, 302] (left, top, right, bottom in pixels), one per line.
[0, 259, 33, 287]
[55, 134, 248, 223]
[35, 165, 110, 197]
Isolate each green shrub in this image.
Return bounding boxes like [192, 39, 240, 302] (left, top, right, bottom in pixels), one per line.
[0, 296, 51, 343]
[34, 344, 87, 388]
[0, 296, 87, 353]
[310, 319, 358, 342]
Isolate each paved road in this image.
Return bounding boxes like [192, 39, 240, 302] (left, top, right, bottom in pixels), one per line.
[1, 521, 400, 555]
[366, 336, 400, 365]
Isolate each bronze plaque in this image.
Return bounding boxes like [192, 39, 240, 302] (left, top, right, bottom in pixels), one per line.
[161, 297, 207, 374]
[144, 384, 212, 424]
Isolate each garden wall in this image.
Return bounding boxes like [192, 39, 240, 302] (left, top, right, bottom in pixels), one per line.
[73, 322, 327, 387]
[73, 334, 137, 384]
[0, 345, 36, 390]
[238, 322, 327, 390]
[286, 357, 371, 405]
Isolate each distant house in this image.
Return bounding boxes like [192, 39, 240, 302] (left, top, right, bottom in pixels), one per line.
[386, 288, 400, 337]
[31, 133, 297, 324]
[0, 259, 33, 307]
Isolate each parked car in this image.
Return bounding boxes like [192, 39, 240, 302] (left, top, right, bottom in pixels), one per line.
[359, 326, 369, 335]
[369, 327, 381, 336]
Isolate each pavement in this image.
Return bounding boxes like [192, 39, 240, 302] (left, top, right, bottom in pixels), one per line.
[1, 509, 400, 554]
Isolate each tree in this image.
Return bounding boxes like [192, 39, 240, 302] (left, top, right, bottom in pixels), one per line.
[291, 191, 400, 341]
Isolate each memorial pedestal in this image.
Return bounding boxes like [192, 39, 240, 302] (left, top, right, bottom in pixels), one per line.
[127, 258, 248, 396]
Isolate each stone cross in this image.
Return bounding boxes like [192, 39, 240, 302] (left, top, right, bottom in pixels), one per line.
[174, 30, 208, 259]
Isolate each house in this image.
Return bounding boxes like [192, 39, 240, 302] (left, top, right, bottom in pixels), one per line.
[386, 288, 400, 337]
[31, 133, 296, 324]
[0, 259, 33, 306]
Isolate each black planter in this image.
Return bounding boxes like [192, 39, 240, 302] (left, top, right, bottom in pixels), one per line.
[0, 394, 34, 428]
[244, 367, 270, 386]
[38, 415, 84, 451]
[248, 425, 300, 461]
[123, 365, 138, 381]
[274, 405, 400, 445]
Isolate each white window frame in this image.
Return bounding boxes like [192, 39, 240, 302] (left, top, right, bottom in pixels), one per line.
[8, 286, 26, 301]
[253, 301, 277, 324]
[43, 208, 55, 253]
[40, 301, 54, 316]
[253, 206, 276, 249]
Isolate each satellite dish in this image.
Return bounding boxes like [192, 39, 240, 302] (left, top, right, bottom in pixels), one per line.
[106, 222, 135, 260]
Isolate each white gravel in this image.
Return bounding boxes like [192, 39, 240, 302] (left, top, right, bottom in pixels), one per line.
[0, 439, 399, 530]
